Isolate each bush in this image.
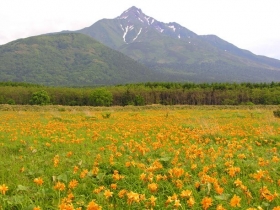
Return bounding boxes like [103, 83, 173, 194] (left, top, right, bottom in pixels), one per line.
[89, 88, 113, 106]
[30, 90, 51, 105]
[134, 95, 145, 106]
[273, 110, 280, 118]
[244, 102, 255, 106]
[222, 99, 237, 105]
[102, 112, 111, 119]
[7, 99, 16, 105]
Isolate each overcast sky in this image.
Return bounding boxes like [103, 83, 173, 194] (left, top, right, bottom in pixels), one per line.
[1, 0, 280, 60]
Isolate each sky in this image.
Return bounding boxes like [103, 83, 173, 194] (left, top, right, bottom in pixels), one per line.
[1, 0, 280, 60]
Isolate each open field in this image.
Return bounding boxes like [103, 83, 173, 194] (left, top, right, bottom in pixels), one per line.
[0, 105, 279, 209]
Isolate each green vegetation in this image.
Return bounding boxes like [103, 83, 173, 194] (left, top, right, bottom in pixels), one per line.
[0, 82, 280, 106]
[0, 107, 279, 209]
[0, 33, 159, 86]
[1, 30, 280, 86]
[273, 110, 280, 118]
[89, 88, 113, 106]
[30, 90, 51, 105]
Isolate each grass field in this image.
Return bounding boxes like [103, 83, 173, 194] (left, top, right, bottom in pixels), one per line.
[0, 105, 279, 209]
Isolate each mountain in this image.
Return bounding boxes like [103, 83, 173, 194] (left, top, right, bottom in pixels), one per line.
[69, 6, 280, 82]
[1, 6, 280, 86]
[0, 33, 165, 86]
[200, 35, 280, 69]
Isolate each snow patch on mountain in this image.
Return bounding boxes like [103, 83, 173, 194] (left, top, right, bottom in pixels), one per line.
[133, 28, 142, 41]
[123, 26, 129, 43]
[122, 24, 136, 43]
[178, 34, 181, 39]
[154, 25, 164, 33]
[144, 16, 150, 25]
[138, 17, 144, 23]
[118, 16, 128, 19]
[168, 25, 176, 32]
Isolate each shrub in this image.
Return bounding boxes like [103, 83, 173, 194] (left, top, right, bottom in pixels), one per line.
[222, 99, 237, 105]
[244, 102, 255, 106]
[273, 110, 280, 118]
[89, 88, 113, 106]
[102, 112, 111, 119]
[134, 95, 145, 106]
[30, 90, 50, 105]
[7, 99, 16, 105]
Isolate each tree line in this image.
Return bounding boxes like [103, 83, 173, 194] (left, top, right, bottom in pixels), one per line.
[0, 82, 280, 106]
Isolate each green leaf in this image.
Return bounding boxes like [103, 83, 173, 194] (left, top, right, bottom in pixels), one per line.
[214, 194, 230, 201]
[96, 173, 106, 181]
[8, 195, 25, 205]
[57, 173, 68, 182]
[262, 202, 270, 207]
[17, 185, 29, 192]
[159, 157, 171, 162]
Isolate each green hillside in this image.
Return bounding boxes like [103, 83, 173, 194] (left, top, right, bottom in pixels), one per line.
[0, 33, 161, 86]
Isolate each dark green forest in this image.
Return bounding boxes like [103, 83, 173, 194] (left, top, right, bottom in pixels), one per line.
[1, 82, 280, 106]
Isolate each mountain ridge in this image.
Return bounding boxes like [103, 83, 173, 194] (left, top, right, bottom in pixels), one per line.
[1, 6, 280, 86]
[72, 6, 280, 75]
[200, 34, 280, 69]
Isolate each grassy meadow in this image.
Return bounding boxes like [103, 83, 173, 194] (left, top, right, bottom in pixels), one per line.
[0, 105, 279, 209]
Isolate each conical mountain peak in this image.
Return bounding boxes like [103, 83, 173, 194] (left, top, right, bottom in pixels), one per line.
[118, 6, 143, 18]
[116, 6, 154, 24]
[115, 7, 196, 38]
[128, 6, 143, 13]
